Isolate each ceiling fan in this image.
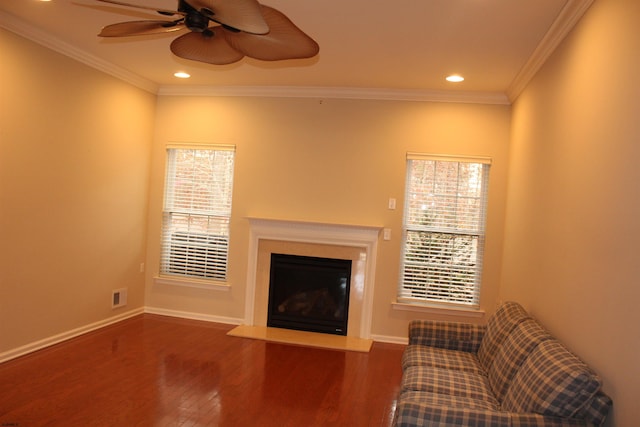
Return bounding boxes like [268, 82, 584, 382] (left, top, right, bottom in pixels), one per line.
[93, 0, 319, 65]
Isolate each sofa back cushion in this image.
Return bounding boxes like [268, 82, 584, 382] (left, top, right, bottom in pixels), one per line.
[477, 301, 529, 371]
[502, 340, 602, 418]
[488, 318, 551, 402]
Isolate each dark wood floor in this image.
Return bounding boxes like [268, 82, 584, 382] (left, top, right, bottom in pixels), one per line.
[0, 314, 405, 426]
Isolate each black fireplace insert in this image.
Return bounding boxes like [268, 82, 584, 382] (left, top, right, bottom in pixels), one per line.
[267, 253, 352, 336]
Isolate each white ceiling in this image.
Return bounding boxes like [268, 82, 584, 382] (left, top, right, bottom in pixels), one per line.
[0, 0, 594, 102]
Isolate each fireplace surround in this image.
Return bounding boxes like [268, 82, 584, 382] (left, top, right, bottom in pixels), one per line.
[245, 218, 382, 339]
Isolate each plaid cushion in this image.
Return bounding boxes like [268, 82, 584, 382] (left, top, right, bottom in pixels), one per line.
[508, 414, 589, 427]
[488, 318, 552, 401]
[399, 390, 499, 411]
[402, 344, 484, 374]
[409, 320, 486, 352]
[503, 340, 602, 418]
[393, 400, 511, 427]
[477, 301, 530, 371]
[401, 365, 498, 405]
[393, 400, 589, 427]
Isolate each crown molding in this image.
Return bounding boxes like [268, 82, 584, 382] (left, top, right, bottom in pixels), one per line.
[0, 10, 158, 94]
[506, 0, 596, 102]
[0, 9, 507, 105]
[157, 85, 511, 105]
[2, 0, 593, 105]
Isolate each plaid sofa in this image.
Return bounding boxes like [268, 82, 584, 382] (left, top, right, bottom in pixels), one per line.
[393, 302, 612, 427]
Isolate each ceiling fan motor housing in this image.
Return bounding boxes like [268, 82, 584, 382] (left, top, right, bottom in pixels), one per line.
[179, 0, 211, 32]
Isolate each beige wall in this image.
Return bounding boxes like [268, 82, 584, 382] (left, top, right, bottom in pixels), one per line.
[0, 29, 155, 354]
[145, 96, 512, 338]
[3, 1, 636, 422]
[501, 0, 640, 425]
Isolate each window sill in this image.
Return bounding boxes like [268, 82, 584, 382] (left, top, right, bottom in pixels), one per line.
[153, 275, 231, 291]
[392, 301, 485, 319]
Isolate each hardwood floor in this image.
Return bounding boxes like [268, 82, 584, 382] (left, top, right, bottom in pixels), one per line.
[0, 314, 405, 426]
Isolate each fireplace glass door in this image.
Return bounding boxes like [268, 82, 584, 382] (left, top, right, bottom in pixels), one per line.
[267, 253, 352, 336]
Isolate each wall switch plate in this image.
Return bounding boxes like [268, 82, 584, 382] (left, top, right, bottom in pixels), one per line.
[383, 228, 392, 240]
[388, 198, 397, 210]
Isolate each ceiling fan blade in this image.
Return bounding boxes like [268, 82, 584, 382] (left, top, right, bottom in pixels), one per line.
[170, 29, 244, 65]
[99, 20, 185, 37]
[184, 0, 268, 35]
[94, 0, 183, 16]
[223, 5, 319, 61]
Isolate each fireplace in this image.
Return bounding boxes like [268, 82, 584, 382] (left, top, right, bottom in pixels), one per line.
[267, 253, 352, 336]
[245, 218, 382, 340]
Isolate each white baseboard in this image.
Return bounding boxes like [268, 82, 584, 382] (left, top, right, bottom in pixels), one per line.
[144, 306, 244, 326]
[370, 334, 409, 345]
[0, 306, 402, 364]
[0, 307, 145, 363]
[144, 307, 407, 344]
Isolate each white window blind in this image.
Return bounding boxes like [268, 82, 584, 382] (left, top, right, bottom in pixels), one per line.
[399, 153, 490, 307]
[160, 145, 235, 281]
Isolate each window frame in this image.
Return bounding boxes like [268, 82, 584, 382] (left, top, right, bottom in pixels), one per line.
[398, 153, 491, 309]
[157, 143, 236, 289]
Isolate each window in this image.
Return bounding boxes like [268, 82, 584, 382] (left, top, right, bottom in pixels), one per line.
[399, 153, 490, 308]
[160, 145, 235, 282]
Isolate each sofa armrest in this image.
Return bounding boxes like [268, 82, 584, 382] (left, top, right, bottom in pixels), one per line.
[408, 320, 486, 353]
[577, 390, 613, 427]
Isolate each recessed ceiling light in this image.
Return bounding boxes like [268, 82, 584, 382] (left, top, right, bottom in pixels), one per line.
[174, 72, 191, 79]
[446, 75, 465, 83]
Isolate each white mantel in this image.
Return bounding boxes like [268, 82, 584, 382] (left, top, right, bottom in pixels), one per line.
[244, 217, 382, 339]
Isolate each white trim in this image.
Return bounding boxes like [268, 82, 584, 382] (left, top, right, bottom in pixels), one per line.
[1, 1, 592, 104]
[144, 306, 243, 325]
[392, 301, 486, 319]
[0, 307, 144, 364]
[370, 334, 409, 346]
[165, 142, 236, 151]
[507, 0, 596, 102]
[0, 10, 158, 94]
[245, 217, 382, 340]
[153, 275, 231, 291]
[0, 10, 507, 105]
[0, 305, 407, 364]
[158, 85, 510, 105]
[406, 152, 492, 164]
